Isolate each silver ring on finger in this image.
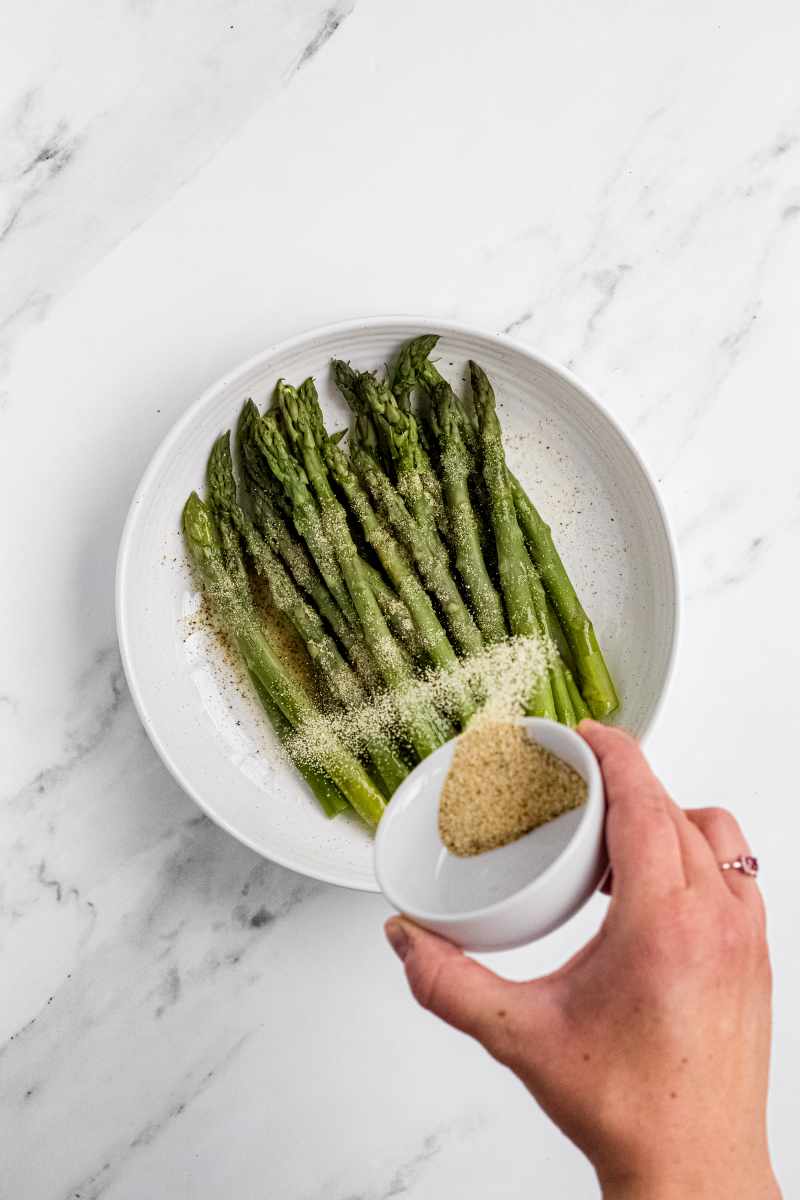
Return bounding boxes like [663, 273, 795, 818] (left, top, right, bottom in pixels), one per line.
[720, 854, 759, 878]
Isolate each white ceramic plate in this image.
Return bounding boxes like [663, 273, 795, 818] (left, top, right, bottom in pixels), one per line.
[116, 317, 679, 892]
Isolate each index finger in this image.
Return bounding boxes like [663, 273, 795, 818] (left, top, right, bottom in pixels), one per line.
[579, 721, 686, 902]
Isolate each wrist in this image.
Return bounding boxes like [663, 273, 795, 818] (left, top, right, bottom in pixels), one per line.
[600, 1163, 781, 1200]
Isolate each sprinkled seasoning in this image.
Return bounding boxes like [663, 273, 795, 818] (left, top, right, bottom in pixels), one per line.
[286, 634, 552, 771]
[438, 723, 587, 857]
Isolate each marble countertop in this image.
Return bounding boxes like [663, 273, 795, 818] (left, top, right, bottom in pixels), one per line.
[2, 1, 799, 1195]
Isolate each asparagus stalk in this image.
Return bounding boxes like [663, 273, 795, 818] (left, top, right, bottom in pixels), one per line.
[322, 442, 475, 729]
[250, 544, 411, 796]
[522, 555, 576, 726]
[388, 334, 439, 455]
[543, 593, 577, 675]
[331, 360, 393, 471]
[540, 590, 589, 721]
[321, 438, 459, 672]
[292, 379, 422, 655]
[403, 335, 478, 453]
[390, 334, 439, 415]
[246, 468, 419, 665]
[510, 475, 619, 718]
[238, 400, 293, 515]
[429, 380, 507, 643]
[207, 434, 410, 796]
[565, 668, 590, 723]
[182, 493, 386, 826]
[248, 400, 421, 660]
[254, 411, 360, 630]
[247, 486, 381, 692]
[333, 358, 446, 536]
[354, 370, 448, 541]
[409, 338, 501, 584]
[470, 361, 556, 719]
[361, 560, 423, 659]
[408, 337, 617, 718]
[348, 441, 485, 659]
[273, 383, 447, 760]
[293, 378, 427, 659]
[246, 667, 348, 818]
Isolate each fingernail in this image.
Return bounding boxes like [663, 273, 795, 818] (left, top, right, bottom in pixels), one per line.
[385, 918, 410, 962]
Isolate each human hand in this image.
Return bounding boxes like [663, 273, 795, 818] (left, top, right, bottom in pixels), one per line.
[385, 722, 779, 1199]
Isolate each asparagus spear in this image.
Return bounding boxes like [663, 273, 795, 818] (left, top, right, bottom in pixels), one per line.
[333, 359, 446, 536]
[354, 370, 448, 541]
[388, 334, 439, 456]
[285, 380, 422, 655]
[360, 560, 423, 658]
[246, 667, 348, 818]
[207, 434, 410, 796]
[429, 380, 507, 643]
[248, 403, 424, 667]
[271, 384, 447, 760]
[412, 338, 466, 418]
[510, 475, 619, 718]
[247, 485, 381, 692]
[244, 468, 419, 667]
[543, 593, 577, 675]
[217, 513, 407, 798]
[408, 338, 501, 585]
[182, 493, 386, 826]
[401, 335, 477, 453]
[540, 589, 589, 721]
[321, 437, 459, 672]
[390, 334, 439, 415]
[409, 338, 617, 718]
[321, 441, 476, 729]
[565, 669, 590, 723]
[329, 358, 360, 409]
[238, 399, 293, 517]
[346, 440, 483, 661]
[522, 554, 575, 726]
[469, 361, 556, 719]
[348, 446, 481, 660]
[331, 360, 392, 471]
[253, 411, 361, 629]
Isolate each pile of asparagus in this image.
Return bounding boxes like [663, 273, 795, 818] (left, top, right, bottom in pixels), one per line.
[182, 334, 618, 829]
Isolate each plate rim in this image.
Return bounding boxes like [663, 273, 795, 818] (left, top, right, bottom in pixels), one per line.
[115, 315, 681, 891]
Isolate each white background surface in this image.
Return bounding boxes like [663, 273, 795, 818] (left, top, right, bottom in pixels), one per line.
[2, 1, 799, 1195]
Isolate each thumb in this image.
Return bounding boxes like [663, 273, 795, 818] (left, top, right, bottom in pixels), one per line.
[385, 917, 539, 1066]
